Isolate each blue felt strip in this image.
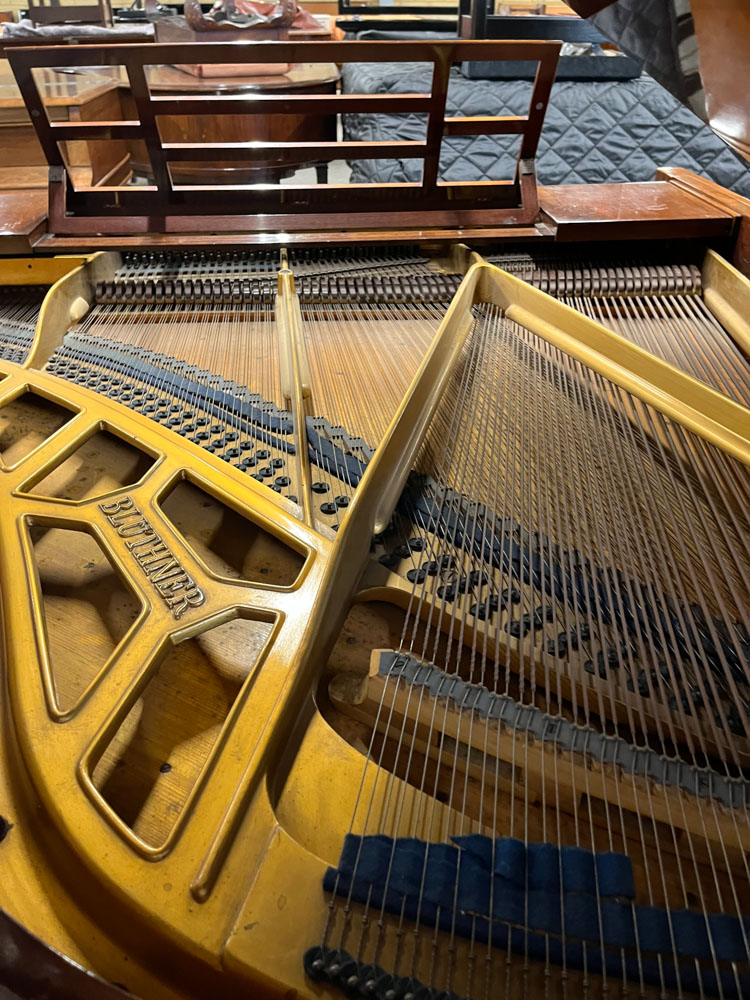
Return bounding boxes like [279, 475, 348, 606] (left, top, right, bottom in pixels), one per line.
[561, 845, 597, 895]
[596, 851, 635, 899]
[527, 890, 562, 936]
[528, 842, 561, 892]
[324, 864, 750, 998]
[326, 835, 750, 979]
[337, 833, 362, 876]
[423, 844, 459, 907]
[672, 909, 712, 960]
[635, 905, 672, 952]
[601, 899, 637, 950]
[494, 837, 526, 885]
[389, 838, 427, 895]
[457, 853, 490, 915]
[452, 835, 634, 898]
[710, 912, 748, 963]
[563, 895, 599, 941]
[357, 834, 393, 885]
[451, 833, 494, 868]
[491, 885, 525, 926]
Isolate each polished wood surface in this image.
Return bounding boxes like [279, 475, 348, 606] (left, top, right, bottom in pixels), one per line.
[143, 61, 340, 92]
[0, 188, 47, 251]
[0, 60, 343, 189]
[539, 180, 738, 241]
[338, 10, 455, 17]
[27, 0, 113, 27]
[656, 165, 750, 276]
[337, 11, 456, 24]
[493, 1, 576, 11]
[25, 177, 743, 253]
[0, 65, 129, 188]
[1, 62, 340, 93]
[34, 225, 548, 250]
[0, 65, 119, 108]
[674, 0, 749, 160]
[306, 0, 338, 13]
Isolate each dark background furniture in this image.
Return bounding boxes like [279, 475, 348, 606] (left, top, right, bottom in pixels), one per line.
[458, 0, 642, 78]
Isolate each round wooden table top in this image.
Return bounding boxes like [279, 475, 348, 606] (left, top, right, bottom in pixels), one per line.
[0, 62, 340, 107]
[143, 62, 341, 93]
[0, 64, 121, 108]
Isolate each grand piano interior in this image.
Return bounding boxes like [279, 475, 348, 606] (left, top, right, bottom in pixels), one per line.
[0, 15, 749, 1000]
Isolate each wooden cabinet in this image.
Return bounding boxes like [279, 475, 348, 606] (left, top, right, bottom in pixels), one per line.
[0, 65, 130, 189]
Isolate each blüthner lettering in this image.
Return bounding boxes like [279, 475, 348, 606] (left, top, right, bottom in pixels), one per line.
[99, 495, 205, 619]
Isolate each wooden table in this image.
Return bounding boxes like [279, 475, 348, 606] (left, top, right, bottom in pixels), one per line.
[0, 188, 47, 251]
[0, 65, 130, 189]
[121, 63, 341, 186]
[0, 60, 339, 191]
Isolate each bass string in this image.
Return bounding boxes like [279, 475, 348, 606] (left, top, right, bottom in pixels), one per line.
[675, 293, 750, 404]
[510, 321, 607, 997]
[613, 367, 748, 761]
[576, 292, 749, 574]
[351, 305, 486, 962]
[330, 302, 750, 997]
[310, 264, 468, 945]
[422, 313, 612, 995]
[522, 323, 569, 999]
[584, 294, 746, 648]
[500, 318, 748, 992]
[341, 309, 532, 993]
[551, 336, 709, 996]
[548, 320, 748, 992]
[322, 330, 470, 954]
[492, 314, 545, 1000]
[556, 327, 749, 988]
[476, 308, 748, 996]
[557, 323, 748, 773]
[569, 289, 750, 406]
[532, 324, 615, 995]
[394, 306, 501, 991]
[449, 307, 523, 995]
[323, 299, 483, 967]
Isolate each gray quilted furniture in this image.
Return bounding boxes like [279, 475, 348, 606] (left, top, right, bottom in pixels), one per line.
[341, 63, 750, 195]
[588, 0, 705, 115]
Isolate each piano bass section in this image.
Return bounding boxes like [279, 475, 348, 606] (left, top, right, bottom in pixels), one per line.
[0, 35, 748, 1000]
